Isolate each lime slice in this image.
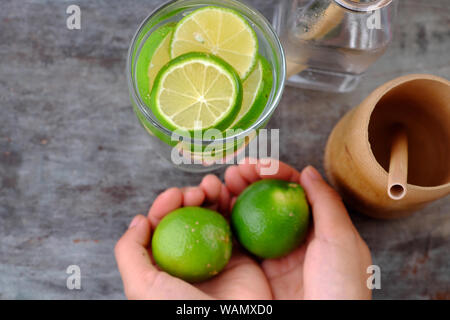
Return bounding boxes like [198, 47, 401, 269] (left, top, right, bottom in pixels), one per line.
[231, 56, 273, 130]
[136, 23, 175, 109]
[178, 132, 250, 165]
[151, 52, 243, 132]
[148, 27, 173, 89]
[170, 6, 258, 79]
[134, 23, 180, 147]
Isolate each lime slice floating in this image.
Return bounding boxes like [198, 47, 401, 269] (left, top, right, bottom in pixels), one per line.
[231, 56, 273, 130]
[136, 23, 175, 108]
[134, 23, 179, 146]
[150, 52, 243, 132]
[170, 6, 258, 79]
[148, 27, 174, 89]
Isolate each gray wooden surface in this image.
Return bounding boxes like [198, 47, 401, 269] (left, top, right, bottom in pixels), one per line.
[0, 0, 449, 300]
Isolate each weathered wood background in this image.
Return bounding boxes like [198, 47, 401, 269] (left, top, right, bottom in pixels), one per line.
[0, 0, 448, 299]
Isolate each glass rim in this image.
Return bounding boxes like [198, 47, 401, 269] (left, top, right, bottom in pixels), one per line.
[334, 0, 393, 12]
[126, 0, 286, 145]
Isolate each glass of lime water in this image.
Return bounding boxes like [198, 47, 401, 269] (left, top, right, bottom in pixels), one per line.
[127, 0, 286, 172]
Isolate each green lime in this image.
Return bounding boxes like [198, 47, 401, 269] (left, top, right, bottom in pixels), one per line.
[170, 6, 258, 79]
[231, 179, 310, 259]
[152, 207, 232, 283]
[231, 56, 273, 130]
[150, 52, 243, 133]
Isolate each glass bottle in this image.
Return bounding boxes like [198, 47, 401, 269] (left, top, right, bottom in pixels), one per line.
[274, 0, 397, 92]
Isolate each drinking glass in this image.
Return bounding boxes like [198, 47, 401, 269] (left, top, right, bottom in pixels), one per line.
[127, 0, 286, 172]
[273, 0, 397, 92]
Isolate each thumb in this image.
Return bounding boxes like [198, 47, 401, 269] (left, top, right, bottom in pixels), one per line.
[115, 215, 155, 299]
[300, 166, 355, 238]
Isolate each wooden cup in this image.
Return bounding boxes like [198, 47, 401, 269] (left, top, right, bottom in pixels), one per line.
[324, 74, 450, 219]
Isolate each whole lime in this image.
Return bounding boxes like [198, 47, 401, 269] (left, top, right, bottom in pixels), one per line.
[231, 179, 310, 259]
[152, 207, 232, 283]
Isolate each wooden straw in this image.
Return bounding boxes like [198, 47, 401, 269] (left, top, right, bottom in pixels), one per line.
[387, 126, 408, 200]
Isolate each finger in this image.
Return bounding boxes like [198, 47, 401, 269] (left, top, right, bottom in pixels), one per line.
[182, 186, 206, 206]
[225, 165, 249, 195]
[230, 196, 237, 210]
[200, 174, 222, 203]
[300, 166, 355, 238]
[237, 158, 260, 183]
[256, 158, 301, 182]
[205, 203, 219, 212]
[115, 215, 156, 298]
[218, 184, 231, 215]
[148, 188, 183, 226]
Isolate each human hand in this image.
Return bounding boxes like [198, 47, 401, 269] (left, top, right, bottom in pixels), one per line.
[115, 174, 272, 300]
[225, 158, 372, 300]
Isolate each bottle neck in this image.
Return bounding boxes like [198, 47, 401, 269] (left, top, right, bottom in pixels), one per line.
[333, 0, 393, 12]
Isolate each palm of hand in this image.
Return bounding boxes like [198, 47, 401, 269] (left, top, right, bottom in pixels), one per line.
[259, 229, 371, 300]
[148, 246, 273, 300]
[195, 251, 272, 299]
